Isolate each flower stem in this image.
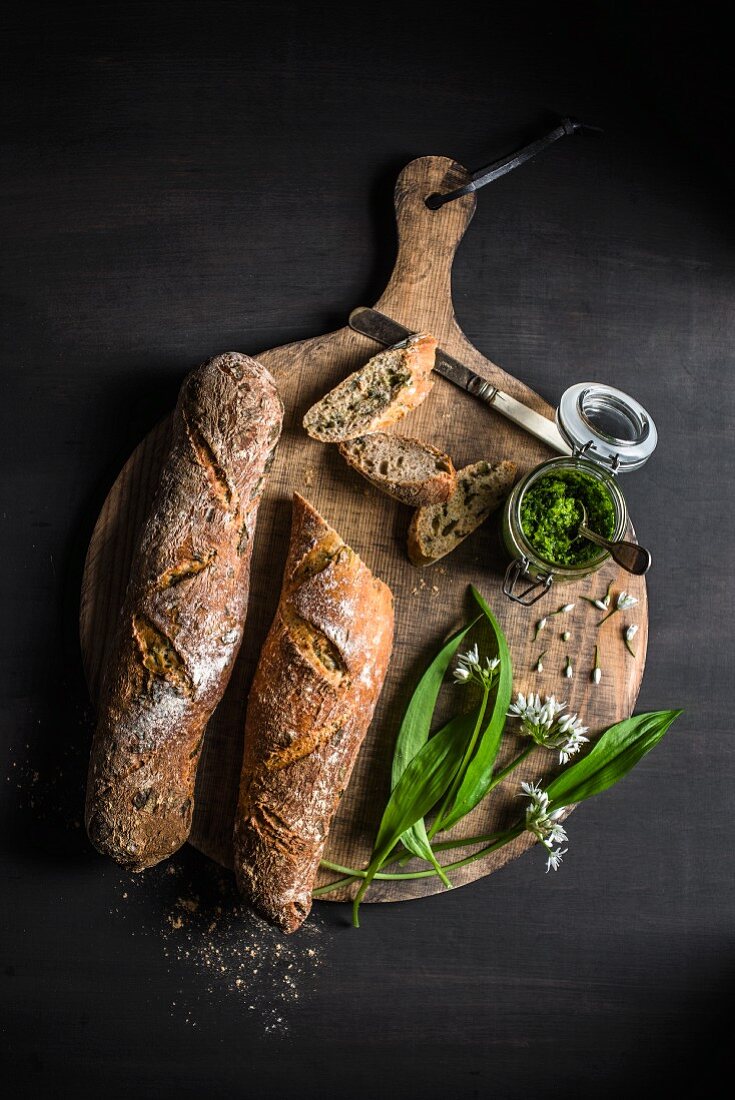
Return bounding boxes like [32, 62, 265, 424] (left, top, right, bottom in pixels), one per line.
[313, 875, 358, 897]
[428, 830, 506, 853]
[483, 742, 534, 792]
[316, 826, 525, 896]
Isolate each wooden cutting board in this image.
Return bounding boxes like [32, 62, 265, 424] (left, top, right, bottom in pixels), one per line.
[79, 156, 647, 903]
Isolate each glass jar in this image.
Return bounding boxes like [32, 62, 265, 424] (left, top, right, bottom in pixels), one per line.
[502, 383, 657, 605]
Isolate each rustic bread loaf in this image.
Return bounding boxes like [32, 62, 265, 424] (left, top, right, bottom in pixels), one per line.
[234, 492, 394, 933]
[338, 433, 456, 507]
[85, 352, 283, 871]
[407, 459, 518, 566]
[302, 333, 437, 442]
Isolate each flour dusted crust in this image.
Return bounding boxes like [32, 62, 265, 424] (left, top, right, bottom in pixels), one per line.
[234, 493, 394, 933]
[302, 333, 437, 442]
[85, 353, 284, 871]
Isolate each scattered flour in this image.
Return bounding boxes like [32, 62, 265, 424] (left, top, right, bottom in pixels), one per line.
[7, 729, 326, 1037]
[113, 855, 326, 1035]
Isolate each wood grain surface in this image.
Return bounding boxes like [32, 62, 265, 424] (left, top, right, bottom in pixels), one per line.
[79, 156, 647, 902]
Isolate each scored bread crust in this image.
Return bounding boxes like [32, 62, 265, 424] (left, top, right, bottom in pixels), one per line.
[338, 433, 457, 507]
[407, 459, 518, 566]
[234, 492, 394, 933]
[302, 333, 437, 442]
[85, 353, 284, 871]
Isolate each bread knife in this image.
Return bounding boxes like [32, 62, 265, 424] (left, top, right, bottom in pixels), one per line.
[348, 307, 571, 455]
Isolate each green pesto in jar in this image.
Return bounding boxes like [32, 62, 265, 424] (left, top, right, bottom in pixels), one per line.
[519, 470, 616, 567]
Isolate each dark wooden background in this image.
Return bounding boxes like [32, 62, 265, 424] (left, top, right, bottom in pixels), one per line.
[1, 3, 732, 1096]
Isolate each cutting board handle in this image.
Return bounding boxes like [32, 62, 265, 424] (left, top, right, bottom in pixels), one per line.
[375, 156, 477, 337]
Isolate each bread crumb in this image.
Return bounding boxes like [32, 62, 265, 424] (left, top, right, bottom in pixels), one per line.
[107, 855, 329, 1035]
[303, 466, 315, 489]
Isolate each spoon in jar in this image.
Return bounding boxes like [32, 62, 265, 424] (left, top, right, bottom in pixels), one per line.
[575, 503, 651, 575]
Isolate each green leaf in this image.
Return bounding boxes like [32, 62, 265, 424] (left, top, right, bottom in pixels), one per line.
[391, 616, 480, 787]
[400, 818, 453, 887]
[395, 715, 479, 887]
[390, 617, 479, 870]
[352, 713, 471, 926]
[436, 587, 514, 831]
[546, 709, 683, 810]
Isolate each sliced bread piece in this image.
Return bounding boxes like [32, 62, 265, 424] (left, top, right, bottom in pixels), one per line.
[303, 333, 437, 442]
[338, 433, 456, 507]
[407, 459, 518, 566]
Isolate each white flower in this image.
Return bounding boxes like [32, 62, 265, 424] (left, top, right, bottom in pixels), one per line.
[560, 603, 575, 614]
[453, 644, 479, 683]
[555, 712, 589, 763]
[520, 779, 546, 803]
[521, 782, 569, 846]
[625, 624, 639, 641]
[509, 692, 541, 721]
[594, 599, 608, 611]
[537, 618, 547, 630]
[545, 847, 568, 872]
[509, 693, 587, 763]
[521, 780, 551, 837]
[520, 779, 545, 801]
[565, 661, 573, 679]
[509, 692, 564, 732]
[592, 666, 602, 685]
[557, 726, 589, 764]
[617, 592, 638, 610]
[453, 645, 500, 688]
[536, 658, 544, 672]
[539, 695, 565, 727]
[521, 783, 572, 872]
[562, 631, 571, 642]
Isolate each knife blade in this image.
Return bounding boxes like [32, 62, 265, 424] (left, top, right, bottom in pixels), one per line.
[348, 307, 571, 455]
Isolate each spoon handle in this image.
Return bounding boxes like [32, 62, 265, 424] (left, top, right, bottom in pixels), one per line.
[580, 526, 651, 575]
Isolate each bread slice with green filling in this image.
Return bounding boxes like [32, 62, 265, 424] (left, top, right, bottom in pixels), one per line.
[338, 434, 456, 507]
[407, 459, 518, 566]
[303, 334, 437, 442]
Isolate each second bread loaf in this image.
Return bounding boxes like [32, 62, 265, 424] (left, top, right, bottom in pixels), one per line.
[234, 493, 394, 933]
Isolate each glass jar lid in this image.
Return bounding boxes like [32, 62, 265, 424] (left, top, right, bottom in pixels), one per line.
[556, 383, 657, 473]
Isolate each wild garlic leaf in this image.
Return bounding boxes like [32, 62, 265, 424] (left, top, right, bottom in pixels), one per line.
[391, 616, 480, 788]
[398, 711, 478, 886]
[352, 715, 469, 926]
[546, 709, 683, 810]
[390, 616, 480, 874]
[436, 587, 514, 832]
